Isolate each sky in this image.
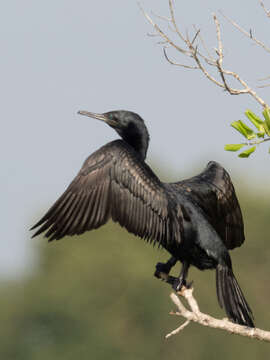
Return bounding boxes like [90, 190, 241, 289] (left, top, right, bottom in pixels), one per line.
[1, 0, 269, 279]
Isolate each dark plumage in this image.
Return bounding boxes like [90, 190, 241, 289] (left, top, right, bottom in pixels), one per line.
[31, 109, 254, 327]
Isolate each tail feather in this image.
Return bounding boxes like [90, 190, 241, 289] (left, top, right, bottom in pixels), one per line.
[216, 264, 254, 327]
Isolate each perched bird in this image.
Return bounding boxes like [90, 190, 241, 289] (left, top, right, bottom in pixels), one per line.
[31, 110, 254, 327]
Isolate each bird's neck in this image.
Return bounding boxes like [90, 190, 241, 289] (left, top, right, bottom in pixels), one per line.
[122, 128, 149, 160]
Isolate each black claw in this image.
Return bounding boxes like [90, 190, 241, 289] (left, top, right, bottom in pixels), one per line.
[154, 268, 179, 286]
[172, 277, 187, 292]
[155, 260, 191, 292]
[166, 275, 178, 285]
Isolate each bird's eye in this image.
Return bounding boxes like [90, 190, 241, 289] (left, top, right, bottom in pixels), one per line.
[108, 113, 115, 120]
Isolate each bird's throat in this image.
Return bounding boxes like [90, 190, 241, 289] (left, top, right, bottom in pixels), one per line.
[122, 130, 149, 160]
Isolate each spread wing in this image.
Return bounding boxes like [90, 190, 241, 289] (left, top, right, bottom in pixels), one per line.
[171, 161, 244, 250]
[31, 140, 183, 246]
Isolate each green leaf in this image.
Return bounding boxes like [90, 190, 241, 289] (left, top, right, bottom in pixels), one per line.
[257, 131, 265, 138]
[231, 120, 256, 140]
[262, 108, 270, 125]
[262, 108, 270, 135]
[245, 110, 264, 131]
[263, 123, 270, 136]
[224, 144, 244, 151]
[238, 146, 256, 158]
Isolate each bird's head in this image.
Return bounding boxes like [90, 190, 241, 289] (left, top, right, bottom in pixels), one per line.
[78, 109, 150, 159]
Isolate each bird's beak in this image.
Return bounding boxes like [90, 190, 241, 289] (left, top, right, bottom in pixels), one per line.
[77, 110, 119, 127]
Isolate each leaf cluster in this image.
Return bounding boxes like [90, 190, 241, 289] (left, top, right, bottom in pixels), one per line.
[225, 108, 270, 157]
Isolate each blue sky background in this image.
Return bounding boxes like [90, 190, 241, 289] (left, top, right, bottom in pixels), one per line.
[1, 0, 269, 278]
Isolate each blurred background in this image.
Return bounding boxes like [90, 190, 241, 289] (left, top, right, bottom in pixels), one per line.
[1, 0, 270, 359]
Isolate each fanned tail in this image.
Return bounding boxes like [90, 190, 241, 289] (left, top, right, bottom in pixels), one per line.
[216, 264, 254, 327]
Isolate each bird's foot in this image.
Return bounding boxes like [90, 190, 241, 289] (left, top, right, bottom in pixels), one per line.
[154, 262, 176, 284]
[154, 261, 192, 291]
[172, 278, 193, 292]
[154, 262, 171, 280]
[172, 277, 186, 292]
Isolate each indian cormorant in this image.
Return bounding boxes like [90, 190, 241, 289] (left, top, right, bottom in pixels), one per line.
[31, 110, 254, 327]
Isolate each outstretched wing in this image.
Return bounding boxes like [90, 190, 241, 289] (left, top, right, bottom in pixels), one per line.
[31, 140, 183, 246]
[171, 161, 244, 250]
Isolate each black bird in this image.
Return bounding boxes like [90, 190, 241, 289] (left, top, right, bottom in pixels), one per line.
[31, 110, 254, 327]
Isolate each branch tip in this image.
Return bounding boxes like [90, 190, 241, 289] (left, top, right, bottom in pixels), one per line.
[167, 287, 270, 342]
[141, 0, 269, 108]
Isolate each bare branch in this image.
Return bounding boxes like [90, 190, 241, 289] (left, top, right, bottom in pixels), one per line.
[257, 83, 270, 88]
[157, 40, 170, 45]
[220, 11, 270, 53]
[147, 33, 161, 38]
[192, 25, 215, 63]
[191, 29, 200, 45]
[213, 14, 223, 61]
[167, 287, 270, 342]
[259, 0, 270, 17]
[223, 69, 267, 107]
[210, 13, 267, 107]
[247, 137, 270, 145]
[258, 75, 270, 81]
[168, 0, 187, 44]
[258, 75, 270, 87]
[191, 45, 225, 88]
[166, 320, 190, 339]
[150, 11, 171, 23]
[138, 3, 190, 56]
[140, 0, 269, 109]
[163, 48, 199, 69]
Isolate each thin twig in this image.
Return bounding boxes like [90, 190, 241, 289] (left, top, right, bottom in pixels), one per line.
[220, 11, 270, 53]
[166, 320, 190, 339]
[224, 69, 267, 107]
[193, 24, 215, 63]
[213, 14, 223, 62]
[140, 0, 269, 109]
[163, 48, 198, 69]
[138, 3, 190, 56]
[191, 29, 200, 45]
[167, 0, 214, 66]
[147, 33, 161, 38]
[258, 75, 270, 81]
[259, 0, 270, 17]
[168, 0, 187, 44]
[150, 11, 171, 23]
[246, 137, 270, 145]
[257, 75, 270, 87]
[167, 287, 270, 342]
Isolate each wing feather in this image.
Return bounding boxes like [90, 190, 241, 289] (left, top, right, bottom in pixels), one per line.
[171, 161, 244, 249]
[31, 140, 183, 246]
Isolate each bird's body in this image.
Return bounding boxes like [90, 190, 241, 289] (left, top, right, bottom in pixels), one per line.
[31, 110, 254, 327]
